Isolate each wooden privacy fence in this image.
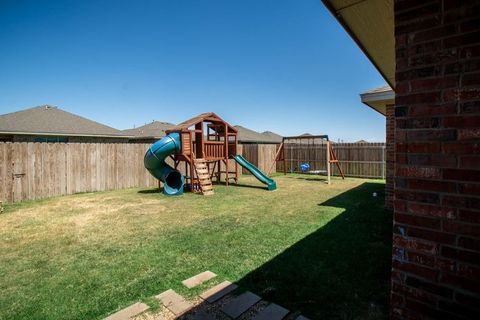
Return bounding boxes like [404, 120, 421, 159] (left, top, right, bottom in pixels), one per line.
[0, 142, 158, 203]
[0, 141, 386, 203]
[277, 142, 386, 179]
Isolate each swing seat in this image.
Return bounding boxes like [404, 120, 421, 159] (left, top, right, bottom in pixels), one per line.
[307, 170, 327, 174]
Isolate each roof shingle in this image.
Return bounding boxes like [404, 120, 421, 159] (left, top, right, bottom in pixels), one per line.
[0, 105, 127, 137]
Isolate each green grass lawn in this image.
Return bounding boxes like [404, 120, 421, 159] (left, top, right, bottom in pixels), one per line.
[0, 174, 391, 320]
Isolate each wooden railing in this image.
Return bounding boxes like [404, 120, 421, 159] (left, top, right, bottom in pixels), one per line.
[204, 142, 225, 159]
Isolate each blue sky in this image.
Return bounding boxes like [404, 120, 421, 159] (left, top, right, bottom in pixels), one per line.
[0, 0, 387, 142]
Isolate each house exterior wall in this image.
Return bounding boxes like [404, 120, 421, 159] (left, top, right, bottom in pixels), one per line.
[392, 1, 480, 319]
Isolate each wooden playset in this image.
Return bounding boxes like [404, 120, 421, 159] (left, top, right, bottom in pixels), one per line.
[164, 113, 239, 195]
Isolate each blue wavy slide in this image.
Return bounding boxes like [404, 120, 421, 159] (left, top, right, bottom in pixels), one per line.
[144, 133, 185, 196]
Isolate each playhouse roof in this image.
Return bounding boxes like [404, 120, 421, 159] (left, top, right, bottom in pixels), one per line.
[168, 112, 237, 133]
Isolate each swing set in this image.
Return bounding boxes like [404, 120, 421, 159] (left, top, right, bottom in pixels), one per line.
[268, 135, 345, 184]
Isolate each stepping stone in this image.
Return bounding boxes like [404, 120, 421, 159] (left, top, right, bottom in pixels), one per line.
[199, 280, 239, 303]
[252, 303, 289, 320]
[155, 289, 192, 315]
[182, 271, 217, 288]
[221, 291, 261, 319]
[104, 302, 150, 320]
[296, 316, 311, 320]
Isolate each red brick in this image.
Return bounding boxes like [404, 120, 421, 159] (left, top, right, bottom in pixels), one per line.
[397, 92, 442, 105]
[395, 212, 441, 230]
[408, 103, 457, 117]
[407, 227, 457, 245]
[393, 283, 438, 305]
[406, 129, 456, 141]
[397, 117, 440, 129]
[445, 6, 480, 24]
[443, 168, 480, 182]
[396, 189, 440, 204]
[434, 258, 456, 272]
[396, 65, 441, 82]
[443, 115, 480, 128]
[393, 260, 438, 281]
[458, 127, 480, 140]
[438, 300, 480, 319]
[404, 142, 442, 153]
[395, 2, 441, 23]
[404, 299, 457, 319]
[455, 292, 480, 306]
[458, 209, 480, 223]
[441, 245, 480, 264]
[458, 182, 480, 196]
[443, 142, 480, 154]
[405, 276, 454, 298]
[407, 251, 435, 267]
[412, 25, 458, 44]
[391, 292, 404, 307]
[406, 40, 443, 58]
[458, 236, 480, 251]
[460, 155, 480, 168]
[442, 195, 480, 209]
[396, 166, 442, 179]
[460, 44, 480, 59]
[407, 154, 457, 167]
[462, 72, 480, 86]
[440, 273, 480, 294]
[410, 76, 458, 92]
[407, 179, 457, 193]
[444, 31, 480, 48]
[457, 263, 480, 279]
[442, 220, 480, 237]
[393, 234, 438, 254]
[459, 100, 480, 113]
[408, 203, 456, 219]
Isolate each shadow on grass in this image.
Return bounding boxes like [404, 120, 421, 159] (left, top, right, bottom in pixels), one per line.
[137, 189, 160, 194]
[214, 181, 268, 190]
[174, 182, 392, 320]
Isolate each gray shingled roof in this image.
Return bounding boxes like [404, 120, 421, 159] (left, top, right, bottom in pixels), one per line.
[234, 125, 282, 143]
[261, 131, 283, 143]
[122, 121, 175, 139]
[0, 105, 128, 137]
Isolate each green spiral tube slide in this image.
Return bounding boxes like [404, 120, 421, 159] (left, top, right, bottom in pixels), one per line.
[144, 133, 185, 196]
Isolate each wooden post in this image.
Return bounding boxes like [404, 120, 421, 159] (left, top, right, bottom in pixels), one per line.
[283, 140, 287, 175]
[225, 123, 229, 186]
[326, 141, 331, 185]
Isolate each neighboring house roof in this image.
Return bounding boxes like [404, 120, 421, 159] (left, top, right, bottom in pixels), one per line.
[234, 125, 282, 143]
[0, 105, 129, 138]
[360, 85, 395, 116]
[321, 0, 394, 87]
[261, 131, 283, 143]
[122, 121, 175, 139]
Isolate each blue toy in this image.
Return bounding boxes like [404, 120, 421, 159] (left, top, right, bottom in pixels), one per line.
[300, 163, 310, 173]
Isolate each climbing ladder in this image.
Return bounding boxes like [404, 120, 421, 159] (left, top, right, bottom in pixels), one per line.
[193, 158, 214, 196]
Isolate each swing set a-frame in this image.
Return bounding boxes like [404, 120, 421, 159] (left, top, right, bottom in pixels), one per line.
[268, 135, 345, 184]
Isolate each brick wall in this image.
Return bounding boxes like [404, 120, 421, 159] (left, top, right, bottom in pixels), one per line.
[386, 103, 395, 211]
[393, 1, 480, 319]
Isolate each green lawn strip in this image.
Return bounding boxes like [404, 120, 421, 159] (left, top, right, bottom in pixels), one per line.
[0, 175, 389, 320]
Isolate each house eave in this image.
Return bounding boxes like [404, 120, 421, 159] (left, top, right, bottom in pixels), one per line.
[0, 131, 132, 139]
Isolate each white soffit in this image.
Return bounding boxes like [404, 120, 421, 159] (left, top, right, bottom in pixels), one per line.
[322, 0, 395, 88]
